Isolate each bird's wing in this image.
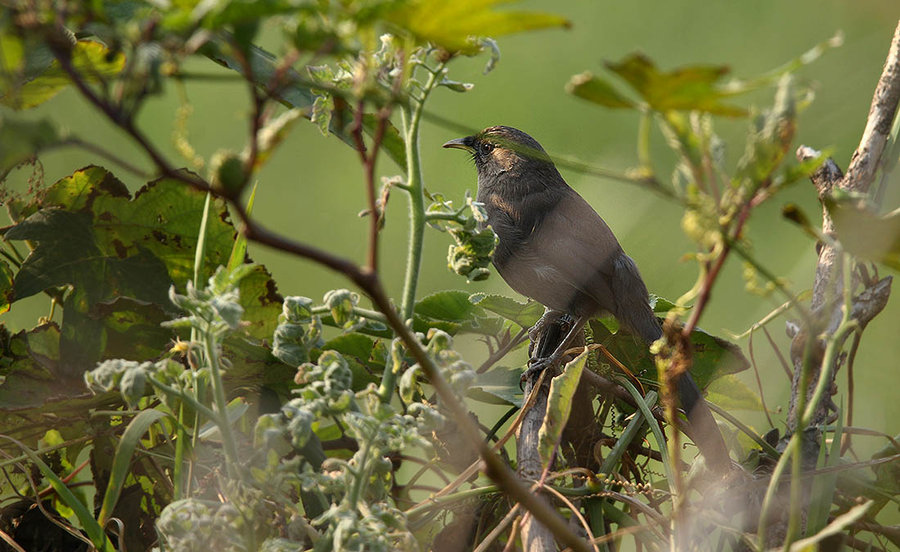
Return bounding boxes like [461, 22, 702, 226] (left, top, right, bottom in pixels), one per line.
[516, 188, 624, 312]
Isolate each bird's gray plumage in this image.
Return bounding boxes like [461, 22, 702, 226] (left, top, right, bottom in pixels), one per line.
[444, 125, 730, 473]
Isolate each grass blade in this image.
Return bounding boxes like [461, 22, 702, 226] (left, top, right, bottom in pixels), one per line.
[0, 436, 116, 552]
[97, 409, 169, 527]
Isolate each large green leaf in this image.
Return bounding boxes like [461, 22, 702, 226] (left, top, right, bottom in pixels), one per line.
[236, 264, 283, 342]
[4, 166, 286, 386]
[706, 374, 765, 411]
[387, 0, 569, 54]
[8, 166, 237, 295]
[414, 290, 504, 335]
[588, 316, 748, 393]
[825, 198, 900, 271]
[468, 292, 543, 328]
[469, 365, 522, 406]
[566, 72, 636, 109]
[0, 38, 124, 110]
[601, 53, 747, 116]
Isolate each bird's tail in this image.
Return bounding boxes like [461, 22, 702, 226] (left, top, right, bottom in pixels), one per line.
[612, 254, 730, 474]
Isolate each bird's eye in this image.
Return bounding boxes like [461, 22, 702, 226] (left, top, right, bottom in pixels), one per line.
[479, 142, 494, 155]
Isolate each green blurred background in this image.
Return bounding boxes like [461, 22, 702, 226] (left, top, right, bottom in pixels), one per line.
[3, 0, 899, 457]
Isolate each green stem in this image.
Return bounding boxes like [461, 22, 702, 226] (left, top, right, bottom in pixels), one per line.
[173, 402, 186, 500]
[785, 255, 857, 548]
[311, 305, 388, 323]
[637, 108, 652, 171]
[146, 375, 218, 422]
[405, 485, 498, 519]
[399, 65, 443, 322]
[423, 211, 467, 224]
[203, 330, 241, 480]
[346, 428, 374, 509]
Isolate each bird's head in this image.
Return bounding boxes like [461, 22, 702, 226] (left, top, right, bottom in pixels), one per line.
[443, 126, 553, 177]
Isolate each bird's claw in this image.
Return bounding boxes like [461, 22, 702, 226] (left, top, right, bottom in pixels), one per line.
[519, 354, 558, 385]
[527, 310, 567, 358]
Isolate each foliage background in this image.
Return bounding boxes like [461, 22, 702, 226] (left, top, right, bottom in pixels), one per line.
[3, 0, 899, 465]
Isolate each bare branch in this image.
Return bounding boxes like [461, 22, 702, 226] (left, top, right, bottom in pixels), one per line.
[843, 20, 900, 193]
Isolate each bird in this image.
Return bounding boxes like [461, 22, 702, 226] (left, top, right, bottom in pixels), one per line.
[444, 125, 729, 471]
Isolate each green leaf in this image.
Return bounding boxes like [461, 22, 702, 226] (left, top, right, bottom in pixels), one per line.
[469, 366, 522, 407]
[705, 374, 764, 411]
[0, 324, 68, 410]
[7, 209, 172, 373]
[807, 409, 843, 535]
[0, 115, 62, 178]
[236, 264, 283, 342]
[316, 333, 381, 390]
[0, 260, 13, 314]
[788, 501, 872, 552]
[97, 409, 169, 526]
[538, 350, 588, 468]
[566, 72, 635, 109]
[386, 0, 569, 54]
[1, 39, 125, 110]
[604, 54, 747, 116]
[415, 290, 480, 322]
[588, 317, 748, 392]
[468, 292, 543, 328]
[825, 198, 900, 271]
[93, 297, 173, 361]
[4, 165, 248, 375]
[0, 436, 116, 552]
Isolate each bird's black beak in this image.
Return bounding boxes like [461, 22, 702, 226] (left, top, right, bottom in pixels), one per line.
[442, 136, 475, 151]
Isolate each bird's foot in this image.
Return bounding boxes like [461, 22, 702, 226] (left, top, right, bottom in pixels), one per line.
[527, 310, 569, 358]
[520, 351, 562, 384]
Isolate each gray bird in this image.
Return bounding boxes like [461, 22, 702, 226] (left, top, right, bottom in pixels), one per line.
[444, 125, 729, 471]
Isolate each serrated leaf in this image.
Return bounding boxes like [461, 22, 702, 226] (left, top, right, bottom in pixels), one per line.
[604, 53, 746, 116]
[3, 166, 265, 378]
[387, 0, 569, 54]
[1, 39, 124, 110]
[825, 198, 900, 271]
[538, 350, 588, 467]
[566, 72, 635, 109]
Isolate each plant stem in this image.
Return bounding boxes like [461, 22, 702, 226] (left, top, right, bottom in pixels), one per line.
[203, 330, 241, 480]
[399, 65, 443, 322]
